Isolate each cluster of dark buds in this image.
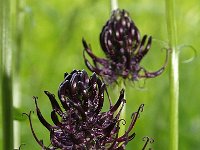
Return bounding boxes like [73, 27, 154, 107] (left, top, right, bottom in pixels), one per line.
[25, 70, 149, 150]
[83, 9, 168, 83]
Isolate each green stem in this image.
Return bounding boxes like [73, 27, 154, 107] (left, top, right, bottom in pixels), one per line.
[110, 0, 126, 138]
[165, 0, 179, 150]
[110, 0, 118, 11]
[13, 0, 25, 148]
[1, 0, 14, 149]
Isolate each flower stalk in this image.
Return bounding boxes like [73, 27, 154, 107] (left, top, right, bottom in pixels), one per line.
[0, 0, 14, 149]
[111, 0, 123, 138]
[165, 0, 179, 150]
[13, 0, 25, 148]
[110, 0, 118, 11]
[117, 79, 126, 137]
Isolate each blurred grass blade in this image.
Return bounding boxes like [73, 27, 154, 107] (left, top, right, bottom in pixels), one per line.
[14, 107, 26, 121]
[0, 0, 14, 149]
[165, 0, 179, 150]
[13, 0, 26, 148]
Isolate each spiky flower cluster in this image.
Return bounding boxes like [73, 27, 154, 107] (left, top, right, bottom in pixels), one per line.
[83, 9, 168, 83]
[26, 70, 145, 150]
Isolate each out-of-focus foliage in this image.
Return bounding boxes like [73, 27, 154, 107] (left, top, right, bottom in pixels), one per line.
[1, 0, 199, 149]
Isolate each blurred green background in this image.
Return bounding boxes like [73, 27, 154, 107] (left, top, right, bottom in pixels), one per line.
[1, 0, 200, 149]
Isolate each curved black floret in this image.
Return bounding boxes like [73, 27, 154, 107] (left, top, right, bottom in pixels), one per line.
[27, 70, 146, 150]
[83, 9, 168, 83]
[142, 136, 154, 150]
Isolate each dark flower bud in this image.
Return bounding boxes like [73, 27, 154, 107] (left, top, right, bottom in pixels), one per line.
[26, 70, 145, 149]
[100, 9, 140, 60]
[83, 9, 168, 83]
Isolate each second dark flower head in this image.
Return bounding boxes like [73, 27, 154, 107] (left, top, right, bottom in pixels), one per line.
[83, 9, 168, 83]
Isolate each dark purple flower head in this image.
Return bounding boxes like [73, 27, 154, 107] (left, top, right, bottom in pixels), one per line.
[83, 9, 168, 83]
[26, 70, 145, 150]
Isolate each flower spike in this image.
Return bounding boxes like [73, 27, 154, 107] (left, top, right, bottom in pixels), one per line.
[27, 70, 145, 149]
[83, 9, 168, 83]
